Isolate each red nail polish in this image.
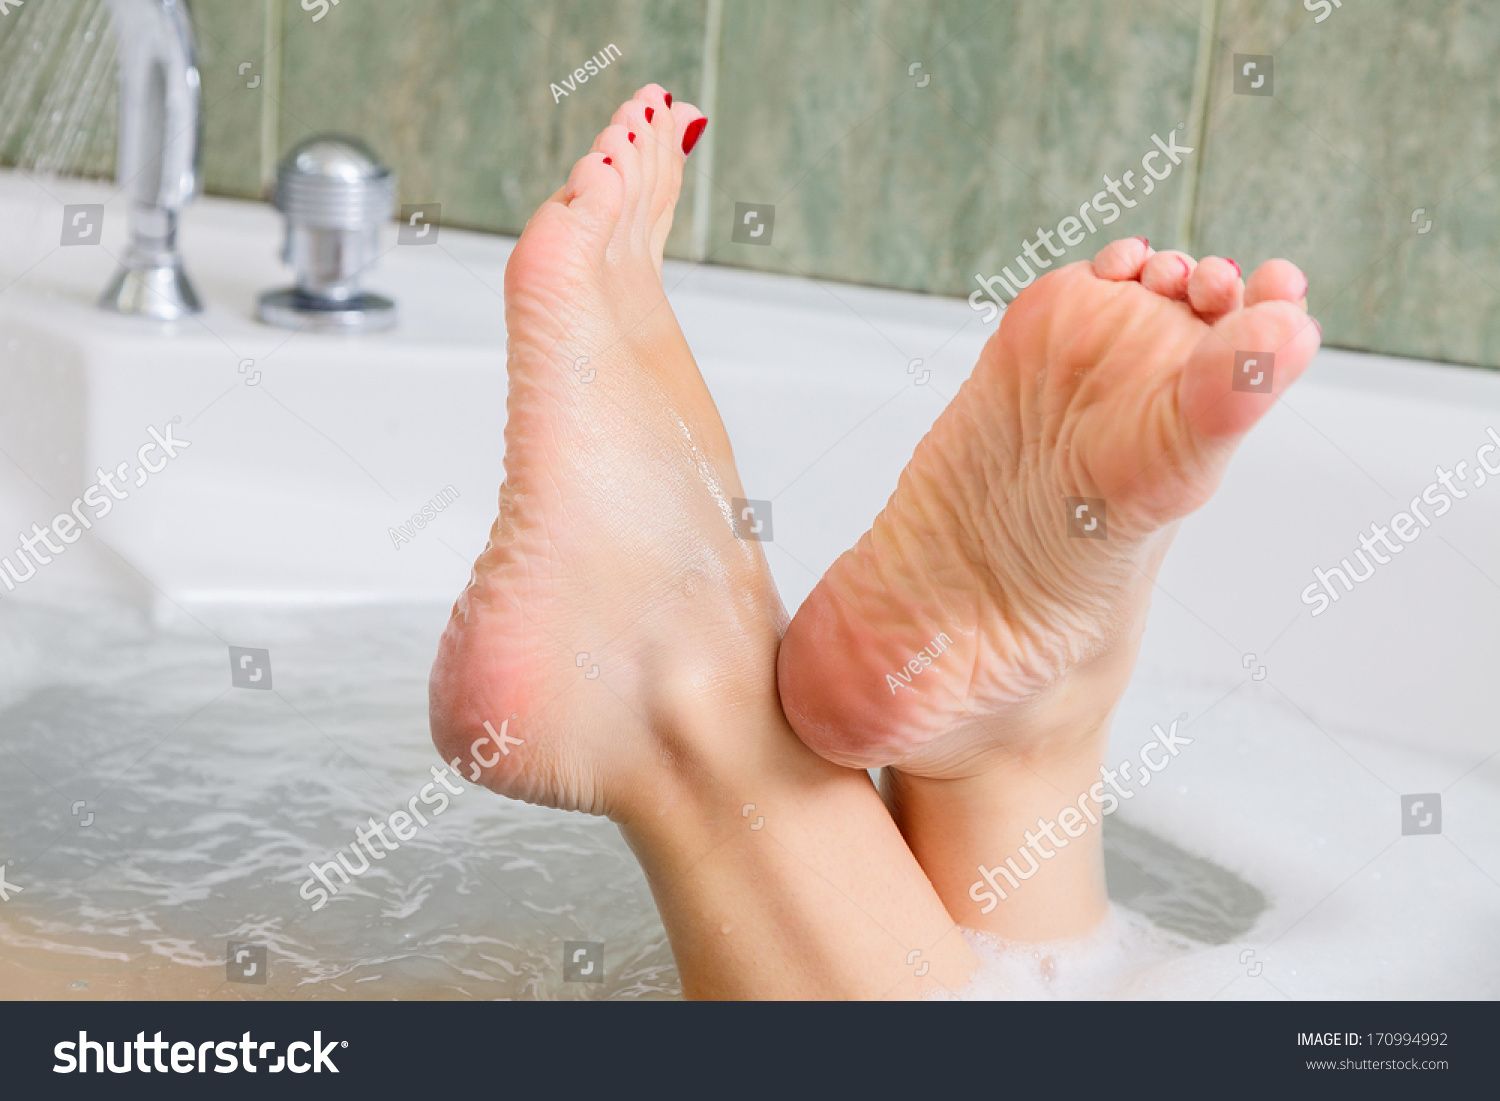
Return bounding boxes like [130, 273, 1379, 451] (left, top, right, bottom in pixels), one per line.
[628, 132, 636, 143]
[1136, 237, 1149, 248]
[1225, 258, 1241, 276]
[603, 157, 612, 165]
[645, 107, 654, 122]
[682, 116, 707, 155]
[664, 92, 673, 106]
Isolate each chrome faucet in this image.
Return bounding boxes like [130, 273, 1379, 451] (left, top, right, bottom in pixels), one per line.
[100, 0, 202, 319]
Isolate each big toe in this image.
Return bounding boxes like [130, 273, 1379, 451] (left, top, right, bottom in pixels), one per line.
[1178, 299, 1322, 445]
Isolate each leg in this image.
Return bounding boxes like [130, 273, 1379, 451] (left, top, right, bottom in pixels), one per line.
[778, 237, 1318, 939]
[620, 698, 977, 999]
[428, 86, 974, 997]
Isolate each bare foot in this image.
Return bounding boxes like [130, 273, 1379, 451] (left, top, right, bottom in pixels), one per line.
[428, 92, 981, 997]
[777, 238, 1320, 778]
[427, 85, 772, 821]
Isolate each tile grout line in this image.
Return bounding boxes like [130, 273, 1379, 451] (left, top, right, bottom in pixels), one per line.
[689, 0, 724, 261]
[1175, 0, 1221, 254]
[258, 0, 283, 196]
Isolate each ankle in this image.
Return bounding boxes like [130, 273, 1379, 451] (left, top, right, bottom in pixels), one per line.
[609, 645, 809, 834]
[616, 701, 983, 1000]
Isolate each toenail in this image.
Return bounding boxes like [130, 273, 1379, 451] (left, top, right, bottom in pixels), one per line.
[682, 116, 707, 155]
[1135, 236, 1149, 248]
[1313, 318, 1322, 339]
[664, 92, 673, 106]
[645, 107, 654, 122]
[628, 132, 636, 143]
[1177, 256, 1190, 276]
[1299, 274, 1309, 300]
[1225, 258, 1241, 277]
[603, 156, 612, 165]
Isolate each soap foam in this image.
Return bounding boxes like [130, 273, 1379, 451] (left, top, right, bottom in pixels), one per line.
[934, 905, 1203, 1000]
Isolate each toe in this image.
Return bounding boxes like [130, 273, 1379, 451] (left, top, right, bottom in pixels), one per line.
[592, 122, 638, 165]
[1140, 250, 1195, 300]
[634, 82, 673, 111]
[1093, 236, 1153, 281]
[1244, 258, 1309, 309]
[611, 99, 656, 163]
[611, 96, 653, 136]
[592, 124, 642, 182]
[1186, 256, 1244, 321]
[646, 101, 704, 259]
[561, 150, 625, 229]
[609, 101, 659, 221]
[673, 102, 708, 156]
[1177, 299, 1322, 446]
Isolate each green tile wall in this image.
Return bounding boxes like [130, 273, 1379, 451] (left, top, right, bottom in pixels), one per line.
[0, 0, 117, 177]
[192, 0, 275, 197]
[1196, 0, 1500, 368]
[275, 0, 708, 254]
[2, 0, 1498, 368]
[707, 0, 1206, 298]
[0, 0, 274, 195]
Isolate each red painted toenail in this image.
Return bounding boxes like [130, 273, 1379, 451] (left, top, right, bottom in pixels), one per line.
[664, 92, 673, 106]
[645, 107, 654, 122]
[603, 157, 612, 165]
[1135, 237, 1149, 248]
[1225, 258, 1241, 277]
[628, 132, 636, 143]
[682, 116, 707, 155]
[1299, 274, 1309, 300]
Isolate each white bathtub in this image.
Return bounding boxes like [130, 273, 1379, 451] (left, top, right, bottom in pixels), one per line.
[0, 171, 1495, 999]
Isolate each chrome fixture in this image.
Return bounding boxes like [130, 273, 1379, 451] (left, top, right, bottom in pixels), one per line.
[100, 0, 202, 320]
[257, 136, 397, 333]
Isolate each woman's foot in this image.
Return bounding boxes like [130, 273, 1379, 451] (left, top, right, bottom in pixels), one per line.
[427, 85, 769, 821]
[777, 238, 1320, 779]
[428, 91, 980, 997]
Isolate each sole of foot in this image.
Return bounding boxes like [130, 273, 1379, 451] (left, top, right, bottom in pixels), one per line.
[427, 86, 782, 823]
[778, 237, 1320, 779]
